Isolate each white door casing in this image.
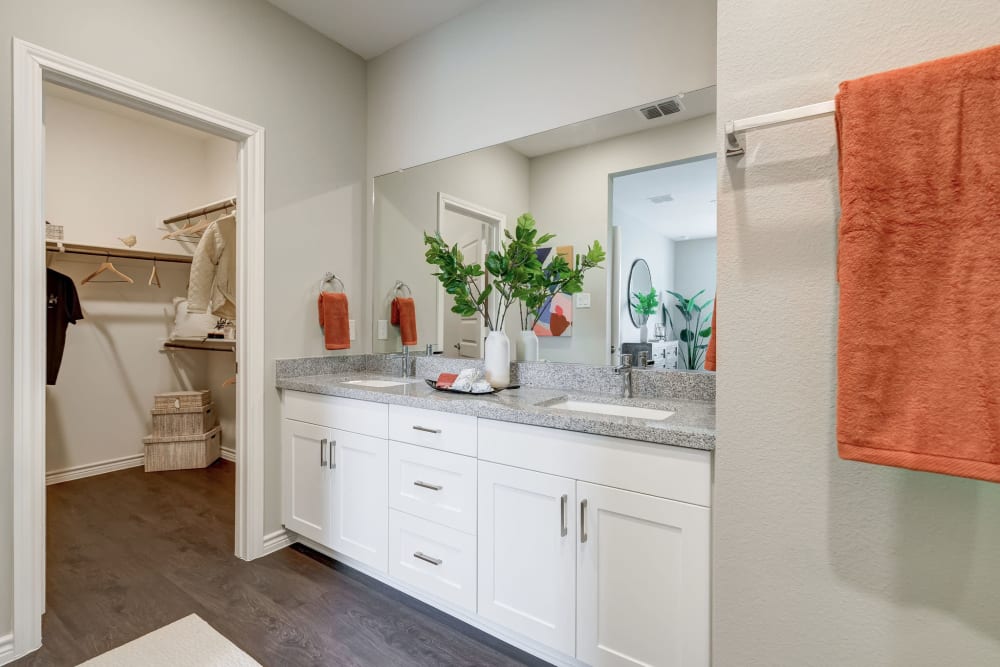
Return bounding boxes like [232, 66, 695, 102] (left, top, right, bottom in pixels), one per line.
[11, 38, 266, 661]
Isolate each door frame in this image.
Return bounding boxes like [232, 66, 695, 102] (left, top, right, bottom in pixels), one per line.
[435, 192, 505, 355]
[11, 38, 267, 659]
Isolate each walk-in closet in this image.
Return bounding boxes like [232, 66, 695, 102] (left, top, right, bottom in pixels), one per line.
[43, 83, 239, 487]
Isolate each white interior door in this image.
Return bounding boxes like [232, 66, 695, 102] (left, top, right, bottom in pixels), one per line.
[456, 236, 485, 358]
[281, 418, 333, 546]
[577, 481, 710, 667]
[478, 461, 577, 655]
[440, 210, 486, 358]
[329, 428, 389, 572]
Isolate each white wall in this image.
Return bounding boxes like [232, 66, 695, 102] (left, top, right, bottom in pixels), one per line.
[367, 0, 717, 176]
[0, 0, 366, 639]
[528, 116, 716, 363]
[616, 211, 673, 346]
[373, 144, 529, 353]
[715, 2, 1000, 664]
[44, 88, 237, 474]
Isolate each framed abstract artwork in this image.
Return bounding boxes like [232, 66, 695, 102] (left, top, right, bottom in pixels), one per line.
[533, 245, 574, 337]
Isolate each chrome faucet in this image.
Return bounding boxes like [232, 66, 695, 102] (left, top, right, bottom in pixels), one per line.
[615, 353, 633, 398]
[390, 346, 411, 377]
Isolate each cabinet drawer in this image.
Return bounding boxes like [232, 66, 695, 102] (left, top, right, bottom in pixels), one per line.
[282, 390, 388, 438]
[388, 405, 477, 456]
[388, 510, 476, 612]
[389, 442, 477, 534]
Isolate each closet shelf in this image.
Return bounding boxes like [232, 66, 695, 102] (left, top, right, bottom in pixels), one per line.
[46, 241, 193, 264]
[163, 338, 236, 353]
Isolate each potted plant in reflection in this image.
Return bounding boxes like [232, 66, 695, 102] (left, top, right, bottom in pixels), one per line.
[665, 289, 713, 370]
[631, 287, 659, 343]
[515, 234, 605, 361]
[424, 214, 549, 387]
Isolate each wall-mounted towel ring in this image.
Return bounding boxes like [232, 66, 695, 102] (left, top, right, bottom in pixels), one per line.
[393, 280, 412, 298]
[320, 272, 345, 293]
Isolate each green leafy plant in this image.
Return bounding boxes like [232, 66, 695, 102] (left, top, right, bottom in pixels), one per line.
[630, 287, 659, 320]
[665, 289, 713, 370]
[424, 213, 553, 331]
[516, 240, 606, 330]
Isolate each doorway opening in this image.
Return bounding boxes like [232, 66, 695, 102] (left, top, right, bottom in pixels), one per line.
[12, 39, 265, 660]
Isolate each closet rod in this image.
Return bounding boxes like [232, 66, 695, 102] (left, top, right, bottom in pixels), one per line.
[163, 197, 236, 225]
[46, 242, 192, 264]
[162, 340, 235, 352]
[725, 100, 835, 157]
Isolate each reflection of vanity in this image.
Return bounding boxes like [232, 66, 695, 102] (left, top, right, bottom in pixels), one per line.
[652, 339, 679, 369]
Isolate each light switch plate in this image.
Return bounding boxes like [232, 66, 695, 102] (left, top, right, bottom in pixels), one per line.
[349, 319, 356, 341]
[575, 292, 592, 308]
[377, 319, 388, 340]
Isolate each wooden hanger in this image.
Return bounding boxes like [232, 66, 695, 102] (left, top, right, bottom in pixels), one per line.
[222, 375, 237, 387]
[148, 258, 161, 288]
[81, 254, 134, 285]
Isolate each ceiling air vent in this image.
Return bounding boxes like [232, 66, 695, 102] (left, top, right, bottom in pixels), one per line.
[638, 96, 685, 120]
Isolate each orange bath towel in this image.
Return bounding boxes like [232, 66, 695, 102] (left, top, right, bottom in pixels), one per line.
[318, 291, 350, 350]
[393, 297, 417, 347]
[836, 44, 1000, 483]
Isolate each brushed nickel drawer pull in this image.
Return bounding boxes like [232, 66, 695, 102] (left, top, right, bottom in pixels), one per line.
[320, 438, 327, 467]
[560, 494, 568, 537]
[329, 439, 336, 469]
[414, 480, 443, 491]
[412, 425, 442, 434]
[413, 551, 442, 566]
[580, 498, 589, 543]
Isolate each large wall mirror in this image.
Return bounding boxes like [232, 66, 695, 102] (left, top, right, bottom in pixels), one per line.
[371, 86, 717, 370]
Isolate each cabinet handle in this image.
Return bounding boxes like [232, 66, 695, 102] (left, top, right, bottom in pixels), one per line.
[412, 425, 442, 434]
[413, 551, 442, 566]
[414, 480, 443, 491]
[580, 499, 588, 543]
[560, 494, 568, 537]
[320, 438, 327, 467]
[329, 439, 336, 469]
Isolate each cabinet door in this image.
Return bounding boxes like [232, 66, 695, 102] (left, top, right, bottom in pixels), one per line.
[329, 428, 389, 572]
[281, 418, 333, 545]
[577, 482, 710, 667]
[478, 461, 576, 656]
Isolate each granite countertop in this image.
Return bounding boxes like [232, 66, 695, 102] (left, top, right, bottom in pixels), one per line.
[276, 372, 715, 451]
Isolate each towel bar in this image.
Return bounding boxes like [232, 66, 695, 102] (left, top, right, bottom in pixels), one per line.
[725, 100, 835, 157]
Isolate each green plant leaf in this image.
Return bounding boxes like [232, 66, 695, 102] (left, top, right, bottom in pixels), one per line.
[679, 329, 692, 342]
[699, 327, 712, 338]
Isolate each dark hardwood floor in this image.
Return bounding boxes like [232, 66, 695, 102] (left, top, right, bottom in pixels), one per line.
[14, 461, 546, 667]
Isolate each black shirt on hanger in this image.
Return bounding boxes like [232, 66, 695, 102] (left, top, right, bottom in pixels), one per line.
[47, 268, 83, 385]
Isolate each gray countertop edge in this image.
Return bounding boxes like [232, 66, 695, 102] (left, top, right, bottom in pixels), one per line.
[276, 376, 715, 452]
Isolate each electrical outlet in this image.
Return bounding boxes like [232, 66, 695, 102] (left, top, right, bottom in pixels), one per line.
[349, 319, 356, 341]
[377, 319, 388, 340]
[575, 292, 592, 308]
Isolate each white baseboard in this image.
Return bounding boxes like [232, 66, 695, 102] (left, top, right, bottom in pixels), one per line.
[261, 528, 294, 556]
[220, 446, 236, 462]
[45, 453, 144, 486]
[295, 537, 584, 667]
[0, 633, 15, 665]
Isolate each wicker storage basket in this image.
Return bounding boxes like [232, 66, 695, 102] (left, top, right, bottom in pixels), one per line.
[151, 403, 217, 437]
[143, 426, 221, 472]
[154, 390, 212, 411]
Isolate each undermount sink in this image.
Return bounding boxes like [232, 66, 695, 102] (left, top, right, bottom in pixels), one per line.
[546, 400, 674, 421]
[344, 379, 409, 388]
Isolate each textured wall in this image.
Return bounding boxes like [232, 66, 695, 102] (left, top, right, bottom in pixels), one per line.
[0, 0, 366, 640]
[714, 2, 1000, 664]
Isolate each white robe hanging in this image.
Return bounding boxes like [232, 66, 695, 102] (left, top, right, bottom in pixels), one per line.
[187, 213, 236, 319]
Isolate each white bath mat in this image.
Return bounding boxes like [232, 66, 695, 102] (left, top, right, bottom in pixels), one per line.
[79, 614, 261, 666]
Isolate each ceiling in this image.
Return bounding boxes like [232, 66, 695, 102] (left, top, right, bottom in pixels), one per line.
[612, 155, 717, 241]
[507, 86, 716, 158]
[267, 0, 488, 60]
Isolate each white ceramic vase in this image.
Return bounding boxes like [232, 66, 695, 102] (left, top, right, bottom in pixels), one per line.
[484, 330, 511, 388]
[639, 321, 649, 343]
[517, 329, 539, 362]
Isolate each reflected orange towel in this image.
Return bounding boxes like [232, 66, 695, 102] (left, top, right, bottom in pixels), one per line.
[318, 292, 350, 350]
[836, 44, 1000, 483]
[394, 297, 417, 347]
[704, 304, 716, 372]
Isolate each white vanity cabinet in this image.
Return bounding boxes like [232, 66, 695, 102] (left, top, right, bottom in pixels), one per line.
[281, 391, 389, 572]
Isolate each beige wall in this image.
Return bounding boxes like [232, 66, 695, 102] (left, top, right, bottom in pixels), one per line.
[367, 0, 717, 175]
[715, 2, 1000, 664]
[44, 89, 237, 473]
[528, 115, 716, 363]
[0, 0, 366, 638]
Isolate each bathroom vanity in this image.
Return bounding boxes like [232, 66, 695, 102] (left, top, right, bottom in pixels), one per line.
[276, 357, 714, 667]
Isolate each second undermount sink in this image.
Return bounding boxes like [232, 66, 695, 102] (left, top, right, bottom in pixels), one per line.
[344, 379, 410, 388]
[546, 400, 674, 421]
